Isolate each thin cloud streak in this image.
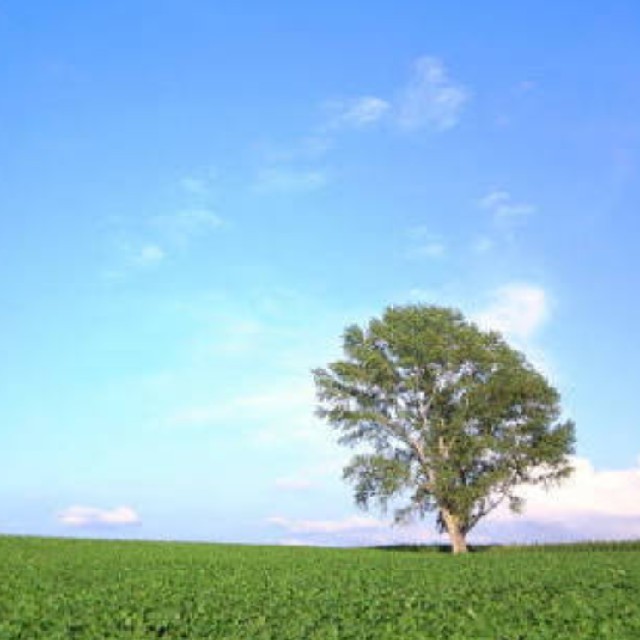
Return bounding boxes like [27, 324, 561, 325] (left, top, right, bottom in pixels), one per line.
[325, 96, 391, 129]
[57, 506, 141, 528]
[480, 189, 536, 221]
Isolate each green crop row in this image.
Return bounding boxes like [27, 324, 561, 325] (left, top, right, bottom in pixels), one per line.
[1, 536, 639, 639]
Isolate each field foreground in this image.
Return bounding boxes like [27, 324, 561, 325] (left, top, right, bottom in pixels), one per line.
[1, 536, 640, 639]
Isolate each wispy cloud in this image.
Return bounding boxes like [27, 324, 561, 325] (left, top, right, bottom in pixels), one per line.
[253, 167, 328, 193]
[471, 189, 536, 254]
[325, 96, 391, 129]
[474, 283, 549, 341]
[402, 282, 550, 349]
[160, 172, 224, 242]
[57, 505, 141, 528]
[249, 55, 466, 199]
[472, 283, 556, 381]
[479, 189, 536, 221]
[322, 55, 469, 134]
[102, 169, 224, 280]
[396, 56, 470, 131]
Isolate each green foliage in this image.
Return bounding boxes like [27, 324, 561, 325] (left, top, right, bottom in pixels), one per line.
[1, 536, 640, 639]
[314, 305, 575, 548]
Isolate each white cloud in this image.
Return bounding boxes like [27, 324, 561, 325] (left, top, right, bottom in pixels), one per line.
[396, 56, 469, 131]
[480, 189, 536, 221]
[321, 55, 468, 135]
[474, 284, 549, 341]
[253, 167, 328, 193]
[268, 455, 640, 546]
[402, 283, 554, 378]
[134, 243, 165, 266]
[57, 506, 141, 528]
[326, 96, 391, 128]
[480, 455, 640, 542]
[516, 456, 640, 520]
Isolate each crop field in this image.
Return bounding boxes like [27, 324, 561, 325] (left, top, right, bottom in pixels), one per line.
[1, 536, 640, 639]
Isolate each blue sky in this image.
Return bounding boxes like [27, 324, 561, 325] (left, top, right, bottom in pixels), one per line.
[1, 1, 639, 546]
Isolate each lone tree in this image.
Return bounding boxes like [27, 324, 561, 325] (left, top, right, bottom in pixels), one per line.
[313, 305, 575, 553]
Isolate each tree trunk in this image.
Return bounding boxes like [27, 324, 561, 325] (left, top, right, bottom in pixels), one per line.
[441, 509, 468, 554]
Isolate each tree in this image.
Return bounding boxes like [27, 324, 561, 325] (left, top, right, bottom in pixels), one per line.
[313, 305, 575, 553]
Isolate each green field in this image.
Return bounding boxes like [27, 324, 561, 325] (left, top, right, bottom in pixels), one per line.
[1, 536, 640, 639]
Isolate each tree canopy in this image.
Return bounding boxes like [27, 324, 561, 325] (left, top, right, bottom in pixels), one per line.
[313, 305, 575, 553]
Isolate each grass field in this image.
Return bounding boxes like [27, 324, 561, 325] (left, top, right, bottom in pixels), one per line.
[1, 536, 640, 639]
